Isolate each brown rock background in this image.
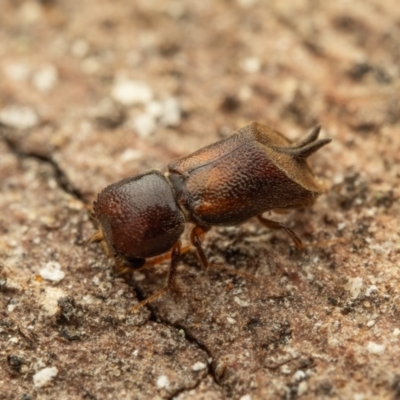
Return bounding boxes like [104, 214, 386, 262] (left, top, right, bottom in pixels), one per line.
[0, 1, 399, 399]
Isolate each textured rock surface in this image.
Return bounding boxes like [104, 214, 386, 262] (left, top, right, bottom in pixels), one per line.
[0, 1, 399, 399]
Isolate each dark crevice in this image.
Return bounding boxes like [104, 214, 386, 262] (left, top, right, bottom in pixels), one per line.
[1, 130, 86, 203]
[131, 281, 224, 393]
[150, 309, 223, 393]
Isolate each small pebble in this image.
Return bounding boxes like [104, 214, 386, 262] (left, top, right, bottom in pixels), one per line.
[365, 285, 378, 296]
[71, 39, 89, 58]
[39, 261, 65, 283]
[156, 375, 169, 389]
[344, 277, 363, 299]
[0, 105, 39, 129]
[4, 62, 30, 82]
[133, 113, 157, 138]
[160, 97, 181, 126]
[19, 1, 43, 23]
[242, 57, 261, 73]
[234, 296, 250, 307]
[293, 370, 306, 381]
[40, 287, 66, 316]
[111, 79, 153, 106]
[367, 342, 385, 355]
[297, 380, 308, 396]
[33, 367, 58, 388]
[191, 361, 207, 371]
[32, 64, 58, 93]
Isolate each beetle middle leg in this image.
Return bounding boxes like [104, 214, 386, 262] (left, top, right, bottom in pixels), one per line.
[190, 225, 211, 268]
[130, 240, 183, 313]
[257, 215, 304, 250]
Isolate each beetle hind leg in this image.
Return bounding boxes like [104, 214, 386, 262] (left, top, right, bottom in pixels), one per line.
[257, 215, 304, 250]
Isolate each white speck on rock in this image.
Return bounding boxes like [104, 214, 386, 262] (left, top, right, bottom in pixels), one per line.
[4, 62, 30, 82]
[178, 329, 185, 338]
[40, 287, 66, 316]
[146, 100, 164, 117]
[33, 367, 58, 388]
[7, 304, 16, 312]
[160, 97, 181, 126]
[39, 261, 65, 283]
[71, 39, 89, 58]
[191, 361, 207, 371]
[81, 295, 101, 305]
[293, 370, 306, 381]
[242, 57, 261, 73]
[32, 64, 58, 93]
[238, 86, 253, 101]
[133, 113, 157, 138]
[111, 79, 153, 106]
[0, 105, 39, 129]
[156, 375, 169, 389]
[227, 317, 236, 324]
[120, 148, 142, 162]
[81, 57, 101, 74]
[297, 380, 308, 396]
[344, 277, 363, 299]
[365, 285, 378, 296]
[237, 0, 258, 8]
[393, 328, 400, 337]
[367, 342, 385, 355]
[239, 395, 252, 400]
[19, 1, 43, 23]
[234, 296, 250, 307]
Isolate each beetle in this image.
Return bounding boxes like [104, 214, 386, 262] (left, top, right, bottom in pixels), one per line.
[90, 122, 331, 309]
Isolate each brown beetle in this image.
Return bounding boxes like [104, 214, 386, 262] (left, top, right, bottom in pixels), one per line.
[90, 122, 331, 308]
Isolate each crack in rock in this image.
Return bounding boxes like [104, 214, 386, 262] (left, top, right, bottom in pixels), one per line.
[0, 128, 85, 202]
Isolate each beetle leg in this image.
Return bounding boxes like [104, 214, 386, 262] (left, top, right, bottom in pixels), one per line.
[138, 244, 191, 270]
[190, 226, 210, 268]
[86, 229, 104, 244]
[130, 240, 182, 313]
[257, 215, 304, 250]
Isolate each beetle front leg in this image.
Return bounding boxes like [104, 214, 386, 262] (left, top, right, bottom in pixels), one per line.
[190, 226, 210, 268]
[257, 215, 304, 250]
[130, 240, 183, 313]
